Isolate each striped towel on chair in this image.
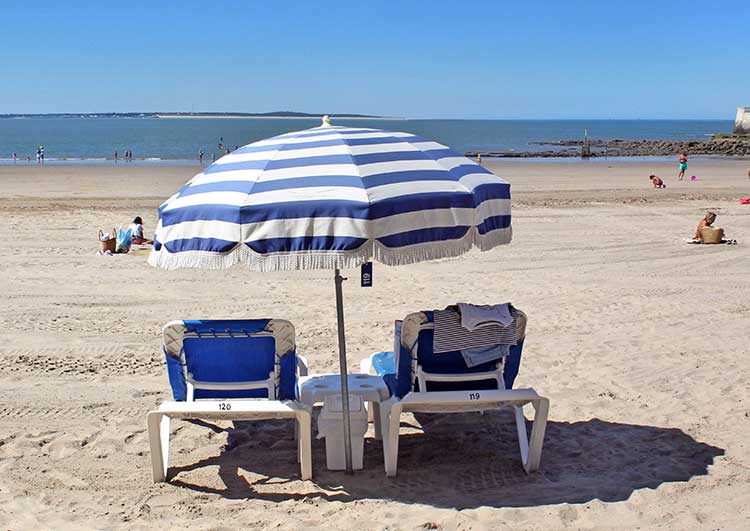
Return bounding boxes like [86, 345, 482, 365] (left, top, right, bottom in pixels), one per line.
[433, 307, 518, 354]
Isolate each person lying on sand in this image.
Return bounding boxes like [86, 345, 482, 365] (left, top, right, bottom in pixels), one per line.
[128, 216, 153, 245]
[649, 175, 666, 188]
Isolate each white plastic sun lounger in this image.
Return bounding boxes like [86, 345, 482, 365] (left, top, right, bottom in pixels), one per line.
[147, 319, 312, 482]
[361, 307, 549, 476]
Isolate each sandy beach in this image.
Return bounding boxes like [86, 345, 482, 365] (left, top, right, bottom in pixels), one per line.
[1, 159, 749, 530]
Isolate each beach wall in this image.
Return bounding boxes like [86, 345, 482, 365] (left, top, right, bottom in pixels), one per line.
[734, 106, 750, 134]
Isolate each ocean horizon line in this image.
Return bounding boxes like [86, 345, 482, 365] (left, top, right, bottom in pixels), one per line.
[0, 113, 736, 122]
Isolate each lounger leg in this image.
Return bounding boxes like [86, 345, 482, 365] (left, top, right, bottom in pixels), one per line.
[383, 401, 402, 477]
[513, 406, 530, 470]
[514, 398, 549, 473]
[371, 401, 382, 440]
[297, 411, 312, 480]
[525, 397, 549, 472]
[147, 412, 170, 482]
[295, 418, 300, 463]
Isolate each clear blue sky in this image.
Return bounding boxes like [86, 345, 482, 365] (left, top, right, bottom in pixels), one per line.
[2, 1, 748, 119]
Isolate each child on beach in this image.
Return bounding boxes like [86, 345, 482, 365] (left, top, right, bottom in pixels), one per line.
[649, 175, 666, 188]
[678, 152, 688, 180]
[128, 216, 153, 245]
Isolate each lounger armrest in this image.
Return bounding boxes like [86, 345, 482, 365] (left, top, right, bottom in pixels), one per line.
[297, 354, 309, 377]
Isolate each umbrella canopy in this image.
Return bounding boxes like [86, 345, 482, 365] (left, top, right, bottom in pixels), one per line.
[149, 121, 511, 271]
[148, 118, 513, 474]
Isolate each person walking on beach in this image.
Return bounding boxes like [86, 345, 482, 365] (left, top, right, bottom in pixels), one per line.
[678, 152, 688, 180]
[36, 146, 42, 164]
[12, 152, 16, 163]
[198, 148, 204, 165]
[114, 150, 119, 163]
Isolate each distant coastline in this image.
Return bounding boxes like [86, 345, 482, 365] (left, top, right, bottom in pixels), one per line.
[466, 136, 750, 158]
[0, 111, 392, 120]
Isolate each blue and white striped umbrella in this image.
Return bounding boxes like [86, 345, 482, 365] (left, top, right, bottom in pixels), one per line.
[148, 121, 511, 271]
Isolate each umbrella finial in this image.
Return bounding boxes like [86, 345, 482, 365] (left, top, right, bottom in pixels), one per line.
[321, 115, 332, 127]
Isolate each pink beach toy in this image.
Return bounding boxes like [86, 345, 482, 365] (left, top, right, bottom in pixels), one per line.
[690, 175, 697, 181]
[739, 198, 750, 205]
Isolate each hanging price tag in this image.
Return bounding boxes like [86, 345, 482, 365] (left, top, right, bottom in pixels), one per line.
[361, 261, 373, 287]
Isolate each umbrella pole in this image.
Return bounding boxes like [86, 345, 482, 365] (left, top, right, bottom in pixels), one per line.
[334, 268, 354, 474]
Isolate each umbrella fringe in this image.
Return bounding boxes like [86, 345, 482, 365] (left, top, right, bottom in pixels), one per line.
[476, 226, 513, 251]
[147, 227, 512, 271]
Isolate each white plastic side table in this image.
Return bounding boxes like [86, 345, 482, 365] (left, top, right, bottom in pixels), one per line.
[297, 373, 390, 440]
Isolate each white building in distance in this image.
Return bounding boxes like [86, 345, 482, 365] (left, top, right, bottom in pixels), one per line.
[734, 107, 750, 134]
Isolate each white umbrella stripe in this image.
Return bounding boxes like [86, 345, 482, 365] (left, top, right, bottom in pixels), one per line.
[156, 200, 509, 246]
[214, 139, 449, 164]
[188, 164, 361, 187]
[241, 129, 413, 149]
[241, 185, 370, 206]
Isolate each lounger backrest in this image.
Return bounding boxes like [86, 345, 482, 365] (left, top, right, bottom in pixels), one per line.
[387, 308, 526, 398]
[162, 319, 298, 401]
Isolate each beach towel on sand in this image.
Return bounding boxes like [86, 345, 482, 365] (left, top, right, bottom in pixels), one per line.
[684, 238, 737, 245]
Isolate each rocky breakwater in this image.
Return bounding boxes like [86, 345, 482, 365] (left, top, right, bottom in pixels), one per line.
[466, 135, 750, 158]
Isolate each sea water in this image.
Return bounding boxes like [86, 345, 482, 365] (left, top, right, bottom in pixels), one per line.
[0, 117, 733, 164]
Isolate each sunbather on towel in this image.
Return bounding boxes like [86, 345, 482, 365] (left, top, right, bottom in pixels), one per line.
[691, 212, 737, 244]
[694, 212, 718, 241]
[128, 216, 153, 245]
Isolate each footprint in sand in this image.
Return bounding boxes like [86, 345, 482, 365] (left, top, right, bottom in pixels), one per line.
[48, 429, 102, 459]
